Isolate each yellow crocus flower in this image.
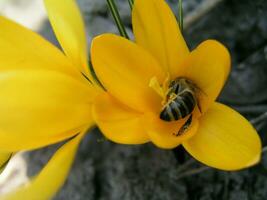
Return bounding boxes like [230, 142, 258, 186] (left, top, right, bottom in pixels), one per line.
[0, 0, 100, 199]
[91, 0, 262, 171]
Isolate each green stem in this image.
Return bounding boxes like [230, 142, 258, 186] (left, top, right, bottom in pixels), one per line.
[176, 166, 210, 180]
[88, 61, 105, 90]
[128, 0, 134, 10]
[172, 146, 186, 164]
[176, 158, 196, 173]
[178, 0, 183, 32]
[106, 0, 129, 39]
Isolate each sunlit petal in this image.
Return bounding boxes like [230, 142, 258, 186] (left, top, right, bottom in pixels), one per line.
[1, 132, 85, 200]
[183, 103, 261, 171]
[0, 16, 82, 80]
[91, 33, 165, 113]
[132, 0, 189, 75]
[44, 0, 92, 79]
[93, 93, 150, 144]
[0, 70, 95, 151]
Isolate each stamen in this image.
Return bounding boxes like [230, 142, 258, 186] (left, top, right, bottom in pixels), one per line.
[162, 73, 171, 95]
[149, 76, 165, 98]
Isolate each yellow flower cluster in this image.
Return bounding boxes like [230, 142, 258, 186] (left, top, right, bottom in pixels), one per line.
[0, 0, 261, 199]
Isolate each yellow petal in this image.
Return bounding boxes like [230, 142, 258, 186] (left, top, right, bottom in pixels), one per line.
[93, 92, 150, 144]
[132, 0, 189, 75]
[44, 0, 93, 80]
[143, 112, 199, 149]
[0, 70, 95, 151]
[183, 103, 261, 171]
[175, 40, 231, 113]
[1, 132, 85, 200]
[91, 33, 164, 113]
[0, 16, 82, 80]
[0, 151, 12, 174]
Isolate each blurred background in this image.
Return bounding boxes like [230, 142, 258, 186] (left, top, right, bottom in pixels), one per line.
[0, 0, 267, 199]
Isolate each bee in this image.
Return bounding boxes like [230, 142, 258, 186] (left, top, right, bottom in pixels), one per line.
[173, 114, 193, 136]
[160, 78, 201, 136]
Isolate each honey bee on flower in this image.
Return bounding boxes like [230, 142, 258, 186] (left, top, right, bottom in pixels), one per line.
[91, 0, 261, 171]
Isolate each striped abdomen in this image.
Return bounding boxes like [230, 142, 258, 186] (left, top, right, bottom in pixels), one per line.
[160, 91, 196, 121]
[160, 77, 197, 122]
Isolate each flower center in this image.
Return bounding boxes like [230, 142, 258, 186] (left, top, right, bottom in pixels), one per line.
[150, 76, 198, 122]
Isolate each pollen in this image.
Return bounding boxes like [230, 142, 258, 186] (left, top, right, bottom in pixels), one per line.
[149, 74, 171, 105]
[149, 76, 164, 98]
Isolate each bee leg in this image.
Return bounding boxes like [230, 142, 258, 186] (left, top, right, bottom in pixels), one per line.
[174, 114, 193, 136]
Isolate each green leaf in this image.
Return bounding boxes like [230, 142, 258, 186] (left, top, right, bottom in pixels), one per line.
[178, 0, 183, 32]
[128, 0, 134, 10]
[106, 0, 129, 39]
